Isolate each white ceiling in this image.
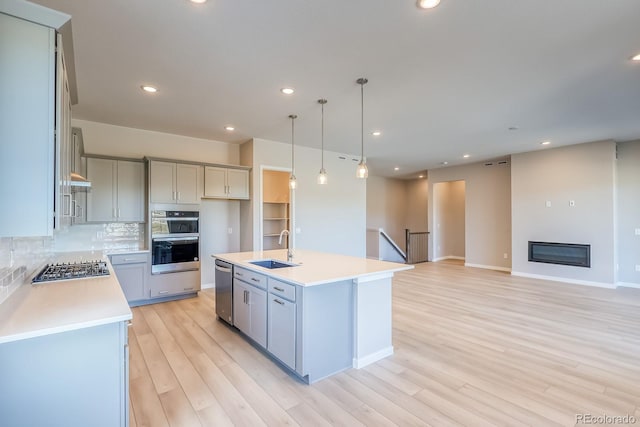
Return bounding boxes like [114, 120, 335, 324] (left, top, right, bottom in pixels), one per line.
[32, 0, 640, 177]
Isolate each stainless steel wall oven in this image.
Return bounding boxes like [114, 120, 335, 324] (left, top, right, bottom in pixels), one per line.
[151, 210, 200, 274]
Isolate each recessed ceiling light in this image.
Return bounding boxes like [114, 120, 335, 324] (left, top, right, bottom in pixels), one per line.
[224, 126, 235, 131]
[418, 175, 424, 179]
[441, 161, 448, 165]
[372, 131, 381, 136]
[463, 154, 470, 158]
[631, 53, 640, 61]
[281, 87, 295, 95]
[394, 167, 400, 171]
[141, 85, 157, 93]
[189, 0, 207, 3]
[541, 141, 551, 145]
[417, 0, 441, 9]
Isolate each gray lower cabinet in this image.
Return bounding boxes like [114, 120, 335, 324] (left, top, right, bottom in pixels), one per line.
[110, 253, 148, 303]
[233, 277, 267, 348]
[267, 293, 296, 369]
[0, 321, 129, 427]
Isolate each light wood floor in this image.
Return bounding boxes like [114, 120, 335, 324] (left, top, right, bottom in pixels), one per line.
[129, 261, 640, 427]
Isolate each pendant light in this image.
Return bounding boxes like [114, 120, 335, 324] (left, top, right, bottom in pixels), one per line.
[288, 114, 297, 190]
[356, 78, 369, 179]
[317, 99, 328, 185]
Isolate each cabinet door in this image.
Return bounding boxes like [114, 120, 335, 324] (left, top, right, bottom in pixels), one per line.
[249, 286, 267, 348]
[116, 161, 145, 222]
[268, 295, 296, 369]
[203, 167, 227, 198]
[233, 280, 250, 335]
[150, 161, 176, 203]
[227, 169, 249, 199]
[0, 15, 55, 237]
[176, 164, 200, 204]
[113, 263, 146, 302]
[86, 158, 116, 222]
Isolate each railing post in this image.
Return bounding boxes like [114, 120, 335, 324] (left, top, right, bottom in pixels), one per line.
[405, 228, 410, 264]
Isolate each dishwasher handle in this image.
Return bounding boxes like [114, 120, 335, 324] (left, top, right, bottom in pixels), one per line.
[215, 264, 232, 273]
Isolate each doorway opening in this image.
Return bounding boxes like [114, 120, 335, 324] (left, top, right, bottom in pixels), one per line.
[432, 180, 466, 262]
[261, 169, 291, 250]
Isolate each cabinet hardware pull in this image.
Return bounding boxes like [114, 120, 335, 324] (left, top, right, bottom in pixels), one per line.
[274, 299, 284, 305]
[159, 290, 169, 295]
[274, 286, 284, 292]
[118, 208, 121, 218]
[177, 191, 181, 200]
[183, 287, 194, 291]
[251, 278, 260, 282]
[236, 272, 243, 276]
[123, 258, 134, 262]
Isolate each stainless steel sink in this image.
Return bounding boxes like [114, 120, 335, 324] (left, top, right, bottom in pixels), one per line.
[248, 259, 299, 269]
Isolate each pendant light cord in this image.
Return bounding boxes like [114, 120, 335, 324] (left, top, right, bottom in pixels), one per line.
[321, 102, 325, 169]
[360, 82, 364, 160]
[291, 116, 295, 175]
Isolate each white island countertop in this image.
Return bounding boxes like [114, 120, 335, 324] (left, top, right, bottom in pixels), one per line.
[0, 251, 132, 345]
[213, 249, 413, 286]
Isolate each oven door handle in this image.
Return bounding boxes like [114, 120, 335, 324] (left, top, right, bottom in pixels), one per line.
[153, 237, 199, 242]
[164, 217, 199, 221]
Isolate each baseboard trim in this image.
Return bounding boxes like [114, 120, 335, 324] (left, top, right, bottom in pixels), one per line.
[511, 271, 616, 289]
[201, 282, 215, 290]
[433, 256, 466, 262]
[617, 281, 640, 289]
[465, 263, 511, 272]
[352, 346, 394, 369]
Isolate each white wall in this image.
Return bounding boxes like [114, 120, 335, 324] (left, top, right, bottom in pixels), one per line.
[428, 160, 511, 270]
[72, 119, 239, 164]
[366, 176, 408, 250]
[241, 138, 366, 257]
[433, 181, 465, 260]
[511, 140, 616, 286]
[405, 179, 429, 232]
[617, 140, 640, 286]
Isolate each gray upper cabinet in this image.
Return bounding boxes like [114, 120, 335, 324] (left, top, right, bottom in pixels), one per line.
[204, 166, 249, 200]
[86, 158, 145, 223]
[150, 160, 200, 204]
[0, 14, 56, 237]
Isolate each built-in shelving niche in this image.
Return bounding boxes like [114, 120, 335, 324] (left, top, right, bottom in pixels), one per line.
[262, 170, 290, 250]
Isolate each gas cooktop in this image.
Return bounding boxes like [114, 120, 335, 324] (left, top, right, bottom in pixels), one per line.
[32, 261, 110, 283]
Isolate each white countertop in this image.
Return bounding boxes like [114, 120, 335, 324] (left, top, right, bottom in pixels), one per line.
[0, 251, 132, 344]
[213, 249, 413, 286]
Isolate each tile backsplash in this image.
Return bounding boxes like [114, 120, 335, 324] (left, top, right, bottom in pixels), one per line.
[0, 223, 145, 304]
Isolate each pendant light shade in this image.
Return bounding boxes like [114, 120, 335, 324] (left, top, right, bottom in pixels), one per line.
[317, 99, 328, 185]
[356, 78, 369, 179]
[288, 114, 297, 190]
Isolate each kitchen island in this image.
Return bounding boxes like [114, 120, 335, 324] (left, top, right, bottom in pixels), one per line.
[213, 249, 412, 383]
[0, 251, 132, 427]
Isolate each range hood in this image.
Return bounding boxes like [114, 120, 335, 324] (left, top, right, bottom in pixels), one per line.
[70, 128, 91, 188]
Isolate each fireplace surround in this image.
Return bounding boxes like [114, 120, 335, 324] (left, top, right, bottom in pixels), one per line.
[528, 241, 591, 268]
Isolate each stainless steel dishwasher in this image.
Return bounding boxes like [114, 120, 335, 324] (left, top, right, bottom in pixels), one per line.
[214, 259, 233, 325]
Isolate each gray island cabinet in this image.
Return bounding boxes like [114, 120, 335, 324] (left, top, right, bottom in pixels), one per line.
[215, 249, 412, 383]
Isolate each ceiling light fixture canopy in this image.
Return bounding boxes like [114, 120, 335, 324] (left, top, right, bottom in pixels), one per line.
[281, 87, 295, 95]
[417, 0, 441, 9]
[317, 99, 328, 185]
[289, 114, 298, 190]
[356, 77, 369, 179]
[224, 126, 235, 131]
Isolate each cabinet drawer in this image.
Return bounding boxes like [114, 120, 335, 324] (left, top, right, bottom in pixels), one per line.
[268, 278, 296, 302]
[110, 253, 147, 265]
[234, 267, 266, 289]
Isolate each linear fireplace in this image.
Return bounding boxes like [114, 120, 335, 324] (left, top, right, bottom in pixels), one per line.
[528, 241, 591, 268]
